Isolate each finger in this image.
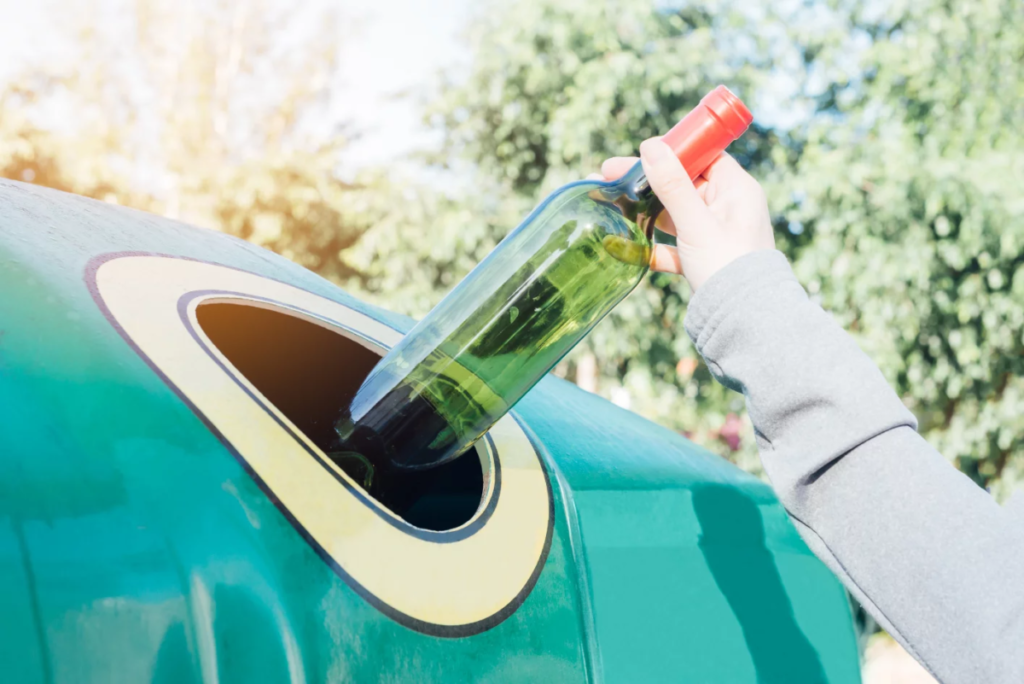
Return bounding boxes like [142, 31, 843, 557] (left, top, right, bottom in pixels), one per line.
[600, 156, 638, 180]
[692, 175, 708, 196]
[651, 174, 706, 236]
[585, 172, 604, 181]
[649, 243, 683, 275]
[694, 176, 709, 203]
[701, 152, 745, 184]
[639, 138, 710, 226]
[654, 211, 677, 235]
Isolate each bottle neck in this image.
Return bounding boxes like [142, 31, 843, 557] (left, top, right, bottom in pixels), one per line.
[621, 160, 653, 200]
[616, 160, 660, 239]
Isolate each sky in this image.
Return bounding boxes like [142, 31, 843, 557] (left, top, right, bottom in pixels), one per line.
[0, 0, 476, 173]
[0, 0, 821, 184]
[332, 0, 474, 171]
[0, 3, 65, 81]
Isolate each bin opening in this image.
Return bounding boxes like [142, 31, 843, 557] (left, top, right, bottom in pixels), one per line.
[195, 300, 485, 532]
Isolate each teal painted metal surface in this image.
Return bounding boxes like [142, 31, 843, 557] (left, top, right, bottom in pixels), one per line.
[516, 380, 860, 683]
[0, 179, 861, 682]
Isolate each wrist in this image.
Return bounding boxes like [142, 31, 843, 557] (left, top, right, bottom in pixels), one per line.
[684, 249, 794, 345]
[684, 246, 763, 291]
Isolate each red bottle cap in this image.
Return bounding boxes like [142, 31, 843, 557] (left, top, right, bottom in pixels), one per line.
[660, 85, 753, 180]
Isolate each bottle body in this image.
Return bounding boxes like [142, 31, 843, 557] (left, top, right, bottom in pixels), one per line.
[330, 85, 754, 491]
[332, 164, 657, 477]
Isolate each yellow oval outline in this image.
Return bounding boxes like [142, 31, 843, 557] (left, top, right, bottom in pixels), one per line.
[184, 292, 503, 539]
[89, 253, 553, 634]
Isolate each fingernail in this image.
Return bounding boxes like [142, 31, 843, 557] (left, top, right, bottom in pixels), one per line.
[639, 137, 673, 163]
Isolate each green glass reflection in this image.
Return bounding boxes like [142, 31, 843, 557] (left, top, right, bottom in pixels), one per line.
[331, 163, 658, 484]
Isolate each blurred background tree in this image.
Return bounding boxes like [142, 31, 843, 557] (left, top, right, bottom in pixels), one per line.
[348, 0, 1024, 497]
[344, 0, 791, 472]
[3, 0, 1023, 502]
[777, 0, 1024, 501]
[0, 0, 376, 281]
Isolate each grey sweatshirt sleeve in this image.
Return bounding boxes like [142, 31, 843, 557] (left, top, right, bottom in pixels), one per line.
[684, 249, 1024, 684]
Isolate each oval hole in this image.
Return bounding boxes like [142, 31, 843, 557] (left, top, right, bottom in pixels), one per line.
[195, 300, 486, 532]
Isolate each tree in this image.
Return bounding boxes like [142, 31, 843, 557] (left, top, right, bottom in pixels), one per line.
[348, 0, 1024, 495]
[346, 0, 802, 472]
[0, 0, 374, 282]
[8, 0, 1024, 498]
[777, 0, 1024, 498]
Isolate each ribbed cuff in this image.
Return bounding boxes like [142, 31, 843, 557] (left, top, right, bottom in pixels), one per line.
[684, 249, 797, 350]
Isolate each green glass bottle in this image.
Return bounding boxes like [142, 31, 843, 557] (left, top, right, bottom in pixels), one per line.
[330, 86, 752, 490]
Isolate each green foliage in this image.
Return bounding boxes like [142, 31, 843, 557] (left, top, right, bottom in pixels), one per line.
[432, 0, 773, 194]
[349, 0, 791, 471]
[777, 0, 1024, 497]
[353, 0, 1024, 492]
[7, 0, 1024, 496]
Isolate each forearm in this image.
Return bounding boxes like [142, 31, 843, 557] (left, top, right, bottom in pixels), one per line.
[685, 250, 1024, 684]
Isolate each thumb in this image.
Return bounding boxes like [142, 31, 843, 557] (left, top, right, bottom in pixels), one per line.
[639, 138, 712, 232]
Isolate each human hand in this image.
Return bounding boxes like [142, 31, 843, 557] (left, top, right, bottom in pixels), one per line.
[598, 139, 775, 290]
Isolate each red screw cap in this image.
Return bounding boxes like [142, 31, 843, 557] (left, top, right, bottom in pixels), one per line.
[660, 85, 754, 180]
